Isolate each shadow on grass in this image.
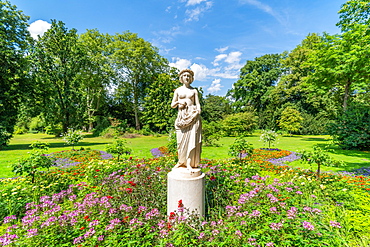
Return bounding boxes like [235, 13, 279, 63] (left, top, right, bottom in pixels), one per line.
[3, 142, 109, 151]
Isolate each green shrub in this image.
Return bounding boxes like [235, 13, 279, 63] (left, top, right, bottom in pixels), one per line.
[222, 112, 258, 136]
[229, 136, 254, 159]
[202, 121, 223, 146]
[105, 139, 132, 161]
[328, 105, 370, 150]
[62, 129, 84, 149]
[278, 107, 303, 135]
[260, 130, 278, 148]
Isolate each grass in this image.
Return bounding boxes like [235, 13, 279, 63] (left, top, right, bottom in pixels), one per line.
[0, 132, 369, 178]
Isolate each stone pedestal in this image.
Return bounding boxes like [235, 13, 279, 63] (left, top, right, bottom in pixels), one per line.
[167, 167, 205, 216]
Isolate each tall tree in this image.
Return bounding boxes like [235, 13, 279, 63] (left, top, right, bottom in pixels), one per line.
[78, 29, 113, 131]
[306, 27, 370, 111]
[202, 94, 232, 123]
[228, 53, 287, 113]
[337, 0, 370, 32]
[0, 1, 31, 147]
[109, 32, 169, 130]
[142, 69, 180, 133]
[30, 20, 88, 133]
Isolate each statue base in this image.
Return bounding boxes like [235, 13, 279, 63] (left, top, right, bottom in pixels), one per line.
[167, 167, 205, 216]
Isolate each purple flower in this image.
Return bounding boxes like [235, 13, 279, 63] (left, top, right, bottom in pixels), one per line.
[198, 232, 205, 239]
[150, 148, 164, 157]
[98, 235, 104, 241]
[302, 221, 315, 231]
[73, 236, 84, 245]
[3, 215, 17, 224]
[266, 242, 275, 247]
[235, 230, 242, 237]
[270, 222, 283, 230]
[330, 221, 342, 228]
[249, 210, 261, 218]
[25, 228, 38, 238]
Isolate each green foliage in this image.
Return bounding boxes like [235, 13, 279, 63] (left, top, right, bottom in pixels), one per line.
[278, 107, 303, 135]
[260, 130, 278, 148]
[202, 94, 232, 122]
[11, 142, 55, 183]
[228, 53, 286, 113]
[299, 113, 333, 135]
[229, 136, 254, 159]
[62, 129, 84, 149]
[109, 31, 169, 130]
[222, 112, 258, 137]
[0, 1, 31, 147]
[328, 105, 370, 150]
[301, 146, 344, 179]
[166, 130, 178, 156]
[142, 72, 180, 133]
[44, 124, 63, 136]
[105, 139, 132, 161]
[30, 20, 88, 133]
[202, 121, 223, 147]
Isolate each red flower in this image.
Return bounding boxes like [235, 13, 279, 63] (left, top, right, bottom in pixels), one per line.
[107, 196, 114, 199]
[84, 215, 89, 220]
[178, 200, 183, 208]
[210, 176, 216, 181]
[156, 167, 161, 171]
[169, 212, 175, 220]
[96, 169, 100, 172]
[126, 188, 133, 193]
[128, 181, 136, 186]
[80, 227, 85, 230]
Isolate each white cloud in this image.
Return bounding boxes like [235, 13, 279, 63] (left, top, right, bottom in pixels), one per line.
[190, 63, 208, 81]
[207, 79, 223, 93]
[185, 1, 213, 22]
[28, 20, 51, 39]
[186, 0, 207, 6]
[212, 54, 227, 66]
[240, 0, 286, 25]
[225, 51, 242, 64]
[215, 46, 229, 53]
[169, 57, 192, 71]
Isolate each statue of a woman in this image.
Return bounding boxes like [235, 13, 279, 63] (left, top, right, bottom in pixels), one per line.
[171, 69, 202, 170]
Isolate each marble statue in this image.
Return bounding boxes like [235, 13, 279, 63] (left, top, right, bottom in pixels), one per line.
[171, 69, 202, 169]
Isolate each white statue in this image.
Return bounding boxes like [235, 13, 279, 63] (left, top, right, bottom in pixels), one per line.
[171, 69, 202, 169]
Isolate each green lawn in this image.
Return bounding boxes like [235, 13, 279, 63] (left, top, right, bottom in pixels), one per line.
[0, 133, 369, 178]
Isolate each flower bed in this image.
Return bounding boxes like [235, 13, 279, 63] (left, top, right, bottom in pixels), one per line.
[0, 151, 369, 246]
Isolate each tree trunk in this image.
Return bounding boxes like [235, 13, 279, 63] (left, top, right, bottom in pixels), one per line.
[343, 79, 351, 111]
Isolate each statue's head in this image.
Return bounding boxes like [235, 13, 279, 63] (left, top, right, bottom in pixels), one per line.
[179, 69, 194, 84]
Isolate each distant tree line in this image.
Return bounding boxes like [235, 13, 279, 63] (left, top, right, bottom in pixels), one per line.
[1, 0, 369, 150]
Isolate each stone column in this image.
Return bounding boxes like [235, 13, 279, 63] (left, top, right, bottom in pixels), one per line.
[167, 167, 205, 216]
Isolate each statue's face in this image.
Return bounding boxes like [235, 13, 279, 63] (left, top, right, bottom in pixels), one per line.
[181, 72, 193, 84]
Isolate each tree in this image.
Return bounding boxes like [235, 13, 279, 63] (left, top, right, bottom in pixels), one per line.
[202, 94, 232, 123]
[306, 29, 370, 111]
[222, 112, 258, 137]
[78, 29, 113, 132]
[278, 107, 303, 135]
[0, 1, 31, 147]
[30, 20, 88, 134]
[228, 53, 286, 113]
[142, 71, 180, 133]
[337, 0, 370, 32]
[328, 104, 370, 150]
[109, 32, 169, 130]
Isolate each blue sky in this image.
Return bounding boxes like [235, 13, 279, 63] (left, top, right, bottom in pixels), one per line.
[10, 0, 345, 96]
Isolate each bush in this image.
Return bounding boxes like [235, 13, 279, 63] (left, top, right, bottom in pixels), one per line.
[222, 112, 258, 136]
[202, 121, 222, 146]
[229, 136, 254, 159]
[299, 113, 333, 135]
[328, 105, 370, 150]
[278, 107, 303, 135]
[62, 129, 84, 149]
[260, 130, 278, 148]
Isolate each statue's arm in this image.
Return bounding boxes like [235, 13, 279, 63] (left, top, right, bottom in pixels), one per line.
[171, 90, 179, 108]
[194, 89, 201, 114]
